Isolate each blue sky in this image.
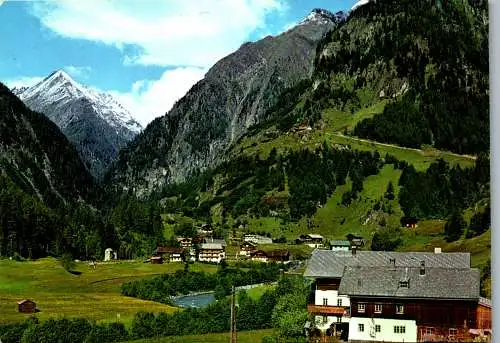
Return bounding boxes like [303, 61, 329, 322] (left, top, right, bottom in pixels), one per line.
[0, 0, 358, 126]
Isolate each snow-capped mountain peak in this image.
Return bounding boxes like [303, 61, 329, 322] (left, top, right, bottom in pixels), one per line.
[298, 8, 347, 26]
[17, 69, 142, 134]
[13, 69, 143, 178]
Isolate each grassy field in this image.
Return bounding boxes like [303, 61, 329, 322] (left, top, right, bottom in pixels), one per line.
[0, 258, 217, 325]
[236, 114, 475, 172]
[322, 101, 389, 132]
[123, 329, 275, 343]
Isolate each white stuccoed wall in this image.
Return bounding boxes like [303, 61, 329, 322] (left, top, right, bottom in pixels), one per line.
[315, 315, 350, 331]
[348, 317, 417, 342]
[315, 289, 351, 307]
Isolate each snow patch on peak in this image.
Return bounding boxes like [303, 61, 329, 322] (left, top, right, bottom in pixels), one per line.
[19, 69, 142, 134]
[298, 8, 347, 26]
[11, 86, 29, 96]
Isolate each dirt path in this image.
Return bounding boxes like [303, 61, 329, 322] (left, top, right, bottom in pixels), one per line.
[328, 133, 477, 161]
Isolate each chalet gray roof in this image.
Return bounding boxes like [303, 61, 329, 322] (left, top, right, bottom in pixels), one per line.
[200, 243, 223, 250]
[307, 234, 324, 239]
[204, 238, 227, 246]
[330, 240, 351, 246]
[303, 250, 471, 278]
[338, 266, 480, 300]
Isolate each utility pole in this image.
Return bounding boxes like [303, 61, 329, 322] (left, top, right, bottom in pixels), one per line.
[230, 285, 237, 343]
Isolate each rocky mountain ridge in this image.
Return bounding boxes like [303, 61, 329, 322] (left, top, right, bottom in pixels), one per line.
[106, 9, 344, 198]
[14, 70, 142, 179]
[0, 82, 95, 207]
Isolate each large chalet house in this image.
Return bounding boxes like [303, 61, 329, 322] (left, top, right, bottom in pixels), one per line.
[250, 249, 290, 263]
[304, 249, 491, 342]
[198, 243, 225, 263]
[155, 247, 184, 262]
[239, 241, 257, 257]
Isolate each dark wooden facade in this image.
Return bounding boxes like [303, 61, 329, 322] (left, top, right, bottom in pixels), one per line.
[150, 256, 163, 264]
[266, 250, 290, 263]
[476, 303, 492, 329]
[18, 299, 36, 314]
[316, 278, 340, 291]
[350, 297, 479, 341]
[350, 298, 477, 326]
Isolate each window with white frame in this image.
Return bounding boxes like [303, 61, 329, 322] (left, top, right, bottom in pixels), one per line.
[395, 304, 404, 314]
[358, 324, 364, 332]
[394, 326, 406, 334]
[375, 325, 381, 333]
[374, 303, 382, 313]
[358, 303, 366, 313]
[337, 298, 342, 306]
[426, 327, 434, 335]
[449, 328, 457, 337]
[323, 298, 328, 306]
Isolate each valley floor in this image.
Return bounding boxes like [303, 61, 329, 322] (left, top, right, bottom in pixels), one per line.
[0, 258, 217, 325]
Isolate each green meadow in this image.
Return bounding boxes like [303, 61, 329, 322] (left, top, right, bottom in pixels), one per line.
[0, 258, 217, 325]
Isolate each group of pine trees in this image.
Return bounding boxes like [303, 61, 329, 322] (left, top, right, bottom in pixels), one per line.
[0, 172, 164, 260]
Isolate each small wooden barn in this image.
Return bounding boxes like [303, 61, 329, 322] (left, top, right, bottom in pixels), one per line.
[17, 299, 36, 314]
[150, 256, 163, 264]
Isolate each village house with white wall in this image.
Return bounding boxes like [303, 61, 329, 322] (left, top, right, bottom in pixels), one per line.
[198, 242, 225, 263]
[297, 234, 325, 248]
[304, 248, 492, 342]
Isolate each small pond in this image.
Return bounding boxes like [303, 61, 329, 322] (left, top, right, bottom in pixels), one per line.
[171, 282, 275, 309]
[172, 292, 216, 308]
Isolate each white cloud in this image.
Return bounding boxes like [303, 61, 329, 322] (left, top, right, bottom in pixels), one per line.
[29, 0, 288, 68]
[108, 67, 208, 127]
[63, 65, 92, 79]
[3, 76, 44, 89]
[0, 1, 5, 8]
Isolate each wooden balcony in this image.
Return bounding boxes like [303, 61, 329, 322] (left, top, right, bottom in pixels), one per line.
[307, 304, 347, 316]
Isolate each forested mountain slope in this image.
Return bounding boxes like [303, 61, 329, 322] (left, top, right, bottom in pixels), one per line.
[315, 0, 489, 154]
[0, 83, 95, 207]
[105, 9, 345, 198]
[118, 0, 491, 292]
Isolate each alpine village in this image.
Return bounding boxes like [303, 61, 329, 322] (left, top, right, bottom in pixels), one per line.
[0, 0, 492, 342]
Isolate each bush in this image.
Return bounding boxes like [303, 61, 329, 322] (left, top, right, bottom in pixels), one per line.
[60, 253, 76, 273]
[262, 336, 277, 343]
[371, 227, 402, 251]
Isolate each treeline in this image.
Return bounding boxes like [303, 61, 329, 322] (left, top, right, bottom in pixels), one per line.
[108, 197, 164, 259]
[398, 155, 489, 220]
[444, 204, 491, 242]
[1, 276, 310, 343]
[152, 142, 384, 221]
[121, 263, 284, 304]
[0, 317, 129, 343]
[0, 174, 115, 260]
[0, 173, 165, 260]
